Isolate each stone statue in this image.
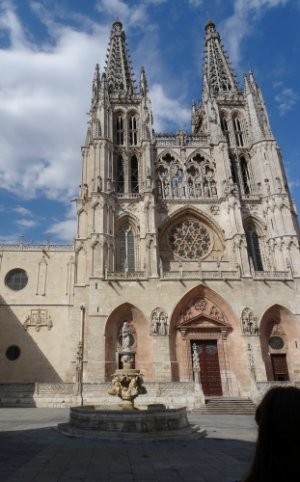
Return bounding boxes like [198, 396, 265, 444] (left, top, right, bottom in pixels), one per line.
[151, 308, 168, 336]
[121, 321, 133, 350]
[241, 307, 258, 335]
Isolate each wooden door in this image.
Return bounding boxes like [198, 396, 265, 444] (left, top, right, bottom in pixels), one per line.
[193, 340, 222, 396]
[271, 354, 289, 381]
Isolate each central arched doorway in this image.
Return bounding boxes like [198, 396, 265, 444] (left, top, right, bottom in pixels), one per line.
[170, 285, 235, 397]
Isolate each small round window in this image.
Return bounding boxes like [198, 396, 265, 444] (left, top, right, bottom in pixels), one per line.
[269, 336, 284, 350]
[6, 345, 21, 361]
[5, 269, 28, 291]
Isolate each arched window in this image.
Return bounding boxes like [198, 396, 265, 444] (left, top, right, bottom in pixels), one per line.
[116, 115, 124, 145]
[129, 115, 138, 146]
[118, 225, 135, 272]
[233, 116, 244, 147]
[116, 155, 124, 193]
[229, 155, 238, 185]
[130, 155, 139, 193]
[221, 116, 230, 144]
[240, 156, 250, 195]
[245, 224, 263, 271]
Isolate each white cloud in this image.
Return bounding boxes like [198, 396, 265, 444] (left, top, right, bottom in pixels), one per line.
[221, 0, 291, 66]
[16, 218, 38, 228]
[46, 218, 76, 242]
[275, 87, 300, 115]
[96, 0, 148, 26]
[46, 202, 76, 242]
[0, 2, 110, 200]
[150, 84, 190, 132]
[14, 206, 33, 216]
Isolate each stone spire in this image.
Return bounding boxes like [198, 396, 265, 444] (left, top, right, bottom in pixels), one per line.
[104, 20, 136, 94]
[204, 19, 239, 96]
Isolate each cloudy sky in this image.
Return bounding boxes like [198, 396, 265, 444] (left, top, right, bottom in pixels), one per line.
[0, 0, 299, 243]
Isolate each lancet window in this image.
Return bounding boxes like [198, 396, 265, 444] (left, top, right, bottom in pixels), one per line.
[233, 115, 244, 147]
[245, 223, 264, 272]
[220, 115, 230, 144]
[229, 155, 238, 185]
[116, 115, 124, 145]
[118, 224, 136, 272]
[129, 114, 138, 146]
[240, 156, 251, 195]
[130, 155, 139, 193]
[115, 155, 124, 193]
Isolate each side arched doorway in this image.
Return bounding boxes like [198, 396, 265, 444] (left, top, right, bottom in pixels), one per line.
[170, 285, 236, 397]
[260, 305, 300, 382]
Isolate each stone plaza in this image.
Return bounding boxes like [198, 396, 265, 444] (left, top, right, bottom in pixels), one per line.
[0, 408, 257, 482]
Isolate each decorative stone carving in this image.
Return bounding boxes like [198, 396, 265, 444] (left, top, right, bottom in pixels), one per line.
[210, 205, 220, 215]
[150, 308, 168, 336]
[241, 307, 258, 335]
[182, 297, 226, 324]
[108, 354, 147, 408]
[156, 152, 217, 200]
[24, 309, 53, 332]
[119, 321, 135, 351]
[168, 219, 212, 260]
[192, 343, 200, 372]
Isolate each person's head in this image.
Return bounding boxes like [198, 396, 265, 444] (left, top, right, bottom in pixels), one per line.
[244, 386, 300, 482]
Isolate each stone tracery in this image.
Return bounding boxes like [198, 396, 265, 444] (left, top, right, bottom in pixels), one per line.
[156, 153, 217, 200]
[168, 219, 211, 260]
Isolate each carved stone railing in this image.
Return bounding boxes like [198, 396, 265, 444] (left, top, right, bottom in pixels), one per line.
[107, 271, 146, 280]
[116, 193, 140, 199]
[155, 133, 209, 147]
[0, 243, 73, 251]
[252, 270, 292, 281]
[161, 270, 241, 280]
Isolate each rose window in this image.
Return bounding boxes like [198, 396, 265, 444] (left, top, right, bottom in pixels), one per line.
[168, 220, 211, 260]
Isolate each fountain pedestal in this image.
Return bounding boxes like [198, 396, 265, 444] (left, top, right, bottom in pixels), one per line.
[107, 366, 146, 409]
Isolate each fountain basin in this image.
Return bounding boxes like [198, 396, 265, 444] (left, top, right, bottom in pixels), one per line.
[57, 404, 206, 439]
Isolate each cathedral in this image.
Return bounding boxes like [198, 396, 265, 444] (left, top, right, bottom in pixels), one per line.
[1, 20, 300, 408]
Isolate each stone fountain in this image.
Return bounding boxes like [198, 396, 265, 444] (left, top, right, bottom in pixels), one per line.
[58, 321, 205, 439]
[107, 354, 147, 409]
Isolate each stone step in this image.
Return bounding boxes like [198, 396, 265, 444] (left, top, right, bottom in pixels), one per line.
[194, 397, 256, 415]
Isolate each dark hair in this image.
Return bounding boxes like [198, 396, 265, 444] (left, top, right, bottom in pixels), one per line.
[243, 386, 300, 482]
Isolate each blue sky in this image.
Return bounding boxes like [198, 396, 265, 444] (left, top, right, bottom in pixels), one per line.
[0, 0, 299, 243]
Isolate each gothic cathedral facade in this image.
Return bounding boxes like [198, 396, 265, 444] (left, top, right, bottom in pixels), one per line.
[1, 20, 300, 406]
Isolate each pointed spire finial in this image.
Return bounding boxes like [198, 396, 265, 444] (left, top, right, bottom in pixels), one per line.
[203, 20, 239, 96]
[105, 20, 136, 95]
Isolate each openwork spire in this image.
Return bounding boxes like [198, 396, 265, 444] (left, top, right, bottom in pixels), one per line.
[105, 20, 136, 94]
[204, 20, 238, 96]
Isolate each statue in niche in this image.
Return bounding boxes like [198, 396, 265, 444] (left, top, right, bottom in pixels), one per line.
[150, 308, 168, 336]
[120, 321, 134, 350]
[264, 179, 271, 195]
[211, 181, 217, 197]
[241, 307, 258, 335]
[81, 183, 88, 200]
[275, 177, 282, 192]
[97, 176, 102, 192]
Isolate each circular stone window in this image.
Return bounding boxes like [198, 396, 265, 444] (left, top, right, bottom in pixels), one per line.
[6, 345, 21, 361]
[269, 336, 284, 350]
[168, 220, 212, 260]
[5, 269, 28, 291]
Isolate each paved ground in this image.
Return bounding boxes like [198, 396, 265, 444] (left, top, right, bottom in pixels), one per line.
[0, 408, 257, 482]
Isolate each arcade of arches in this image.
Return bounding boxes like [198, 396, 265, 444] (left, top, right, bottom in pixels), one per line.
[103, 288, 300, 397]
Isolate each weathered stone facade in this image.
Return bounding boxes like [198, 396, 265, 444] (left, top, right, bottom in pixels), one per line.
[1, 20, 300, 407]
